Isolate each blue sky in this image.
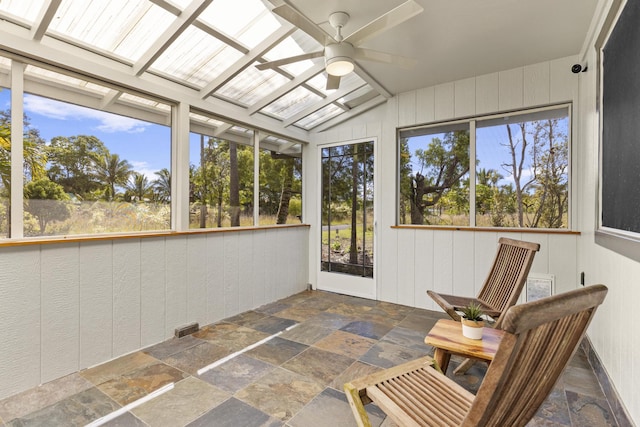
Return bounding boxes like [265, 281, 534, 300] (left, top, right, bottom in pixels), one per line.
[1, 89, 173, 180]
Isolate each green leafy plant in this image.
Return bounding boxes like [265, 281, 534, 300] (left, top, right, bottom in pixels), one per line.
[461, 302, 484, 322]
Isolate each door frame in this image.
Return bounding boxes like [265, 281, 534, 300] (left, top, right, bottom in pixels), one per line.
[316, 137, 377, 300]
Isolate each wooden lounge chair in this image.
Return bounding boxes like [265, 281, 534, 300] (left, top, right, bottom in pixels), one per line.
[427, 237, 540, 328]
[345, 284, 608, 427]
[427, 237, 539, 375]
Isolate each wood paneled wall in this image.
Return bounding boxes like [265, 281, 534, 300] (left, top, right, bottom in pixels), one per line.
[309, 56, 580, 312]
[0, 227, 308, 400]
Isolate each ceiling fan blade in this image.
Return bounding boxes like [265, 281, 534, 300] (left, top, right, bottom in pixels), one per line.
[326, 74, 341, 90]
[344, 0, 424, 46]
[272, 3, 333, 46]
[256, 51, 324, 70]
[354, 48, 416, 68]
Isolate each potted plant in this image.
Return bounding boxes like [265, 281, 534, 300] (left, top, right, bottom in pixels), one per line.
[460, 302, 485, 340]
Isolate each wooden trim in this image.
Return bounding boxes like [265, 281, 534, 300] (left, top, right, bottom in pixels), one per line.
[392, 225, 580, 235]
[0, 224, 310, 248]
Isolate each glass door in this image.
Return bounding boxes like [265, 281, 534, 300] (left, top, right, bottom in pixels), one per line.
[318, 140, 375, 299]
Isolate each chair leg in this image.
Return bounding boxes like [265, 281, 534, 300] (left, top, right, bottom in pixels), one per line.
[344, 382, 373, 427]
[453, 358, 476, 375]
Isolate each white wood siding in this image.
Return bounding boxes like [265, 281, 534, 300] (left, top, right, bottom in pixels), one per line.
[0, 227, 308, 400]
[310, 55, 581, 310]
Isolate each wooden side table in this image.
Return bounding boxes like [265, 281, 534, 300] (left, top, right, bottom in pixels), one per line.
[424, 318, 505, 374]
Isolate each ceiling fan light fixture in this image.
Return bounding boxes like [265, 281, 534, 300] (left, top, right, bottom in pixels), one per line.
[326, 57, 354, 76]
[325, 42, 355, 76]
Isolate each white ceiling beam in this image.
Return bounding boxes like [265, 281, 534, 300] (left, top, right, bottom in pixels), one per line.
[192, 21, 249, 54]
[353, 63, 392, 99]
[30, 0, 62, 41]
[100, 89, 123, 109]
[147, 0, 183, 15]
[313, 95, 387, 132]
[200, 25, 296, 98]
[248, 63, 324, 115]
[0, 25, 308, 142]
[133, 0, 214, 76]
[283, 81, 366, 128]
[149, 0, 249, 54]
[212, 122, 233, 137]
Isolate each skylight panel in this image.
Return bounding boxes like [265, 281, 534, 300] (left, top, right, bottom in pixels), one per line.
[189, 112, 225, 128]
[261, 86, 322, 119]
[0, 0, 46, 25]
[263, 30, 322, 76]
[24, 65, 110, 95]
[199, 0, 280, 49]
[295, 104, 343, 129]
[119, 93, 170, 112]
[49, 0, 174, 62]
[216, 63, 289, 106]
[151, 26, 243, 88]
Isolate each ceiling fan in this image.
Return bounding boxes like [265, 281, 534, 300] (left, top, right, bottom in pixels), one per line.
[257, 0, 424, 90]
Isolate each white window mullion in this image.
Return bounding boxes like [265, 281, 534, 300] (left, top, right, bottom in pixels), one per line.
[253, 131, 260, 226]
[10, 60, 25, 239]
[469, 120, 476, 227]
[172, 102, 190, 231]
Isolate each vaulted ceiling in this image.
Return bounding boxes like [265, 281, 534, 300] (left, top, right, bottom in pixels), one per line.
[0, 0, 598, 139]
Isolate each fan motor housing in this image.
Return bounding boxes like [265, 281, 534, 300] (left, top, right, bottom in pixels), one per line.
[325, 43, 355, 76]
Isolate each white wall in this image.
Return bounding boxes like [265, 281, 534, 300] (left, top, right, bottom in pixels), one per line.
[573, 0, 640, 422]
[0, 226, 308, 400]
[308, 55, 581, 311]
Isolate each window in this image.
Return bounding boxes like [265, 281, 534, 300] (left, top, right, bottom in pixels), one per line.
[0, 85, 9, 238]
[189, 121, 255, 228]
[398, 122, 470, 226]
[258, 134, 302, 225]
[0, 63, 173, 238]
[398, 105, 570, 229]
[22, 90, 172, 235]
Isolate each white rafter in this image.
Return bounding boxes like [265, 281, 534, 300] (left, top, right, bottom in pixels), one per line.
[248, 63, 324, 115]
[314, 95, 387, 132]
[283, 80, 367, 127]
[100, 89, 123, 109]
[30, 0, 62, 41]
[133, 0, 214, 76]
[199, 24, 296, 98]
[212, 122, 233, 137]
[353, 63, 392, 99]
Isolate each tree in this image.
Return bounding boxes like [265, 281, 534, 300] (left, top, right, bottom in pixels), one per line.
[93, 152, 132, 201]
[24, 178, 70, 234]
[229, 141, 240, 226]
[152, 168, 171, 204]
[503, 124, 535, 227]
[529, 119, 568, 228]
[124, 172, 152, 202]
[0, 109, 48, 237]
[405, 130, 470, 224]
[46, 135, 109, 198]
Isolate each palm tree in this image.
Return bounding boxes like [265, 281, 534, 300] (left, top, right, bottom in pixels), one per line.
[152, 168, 171, 203]
[93, 153, 132, 201]
[125, 172, 152, 203]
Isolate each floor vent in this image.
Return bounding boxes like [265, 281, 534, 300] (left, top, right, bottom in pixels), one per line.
[175, 322, 199, 338]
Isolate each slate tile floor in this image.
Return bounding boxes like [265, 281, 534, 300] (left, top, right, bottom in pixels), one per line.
[0, 290, 618, 426]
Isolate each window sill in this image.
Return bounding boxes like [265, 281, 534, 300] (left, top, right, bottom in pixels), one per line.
[0, 223, 310, 247]
[391, 225, 580, 235]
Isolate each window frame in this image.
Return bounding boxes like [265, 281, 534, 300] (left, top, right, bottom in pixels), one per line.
[396, 103, 573, 230]
[0, 55, 307, 243]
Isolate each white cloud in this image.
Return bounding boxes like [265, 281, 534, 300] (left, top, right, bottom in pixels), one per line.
[24, 94, 149, 134]
[130, 160, 159, 182]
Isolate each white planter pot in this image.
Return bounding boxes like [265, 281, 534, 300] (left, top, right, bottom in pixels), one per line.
[461, 319, 484, 340]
